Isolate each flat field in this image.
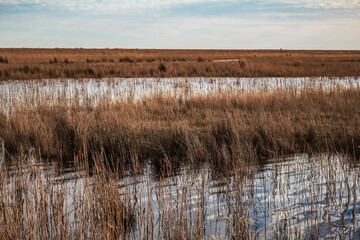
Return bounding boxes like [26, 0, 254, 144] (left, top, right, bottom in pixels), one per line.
[0, 48, 360, 80]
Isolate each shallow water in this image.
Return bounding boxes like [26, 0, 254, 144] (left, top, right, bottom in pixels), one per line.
[1, 77, 359, 114]
[2, 154, 360, 239]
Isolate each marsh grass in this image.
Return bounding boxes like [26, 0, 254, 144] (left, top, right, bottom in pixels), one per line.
[1, 49, 360, 80]
[1, 77, 360, 238]
[1, 86, 359, 168]
[0, 153, 136, 239]
[0, 57, 8, 64]
[1, 149, 359, 239]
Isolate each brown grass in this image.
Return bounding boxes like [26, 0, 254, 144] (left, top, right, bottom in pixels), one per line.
[1, 80, 360, 238]
[1, 88, 359, 172]
[1, 48, 360, 80]
[0, 155, 135, 239]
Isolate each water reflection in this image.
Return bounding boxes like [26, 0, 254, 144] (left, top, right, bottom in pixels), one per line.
[1, 77, 359, 114]
[2, 153, 359, 239]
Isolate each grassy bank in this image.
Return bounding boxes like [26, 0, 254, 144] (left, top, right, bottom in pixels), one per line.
[1, 88, 359, 171]
[1, 49, 360, 80]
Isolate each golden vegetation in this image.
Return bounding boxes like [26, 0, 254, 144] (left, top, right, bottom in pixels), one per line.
[1, 51, 360, 238]
[0, 48, 360, 80]
[0, 78, 360, 238]
[0, 156, 135, 239]
[1, 88, 359, 170]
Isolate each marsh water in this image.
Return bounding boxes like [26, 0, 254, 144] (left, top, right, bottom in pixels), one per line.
[1, 77, 359, 114]
[2, 153, 360, 239]
[1, 77, 360, 238]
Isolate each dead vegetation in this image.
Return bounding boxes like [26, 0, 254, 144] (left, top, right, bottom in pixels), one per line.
[1, 88, 359, 170]
[0, 49, 360, 80]
[0, 77, 360, 238]
[0, 155, 135, 239]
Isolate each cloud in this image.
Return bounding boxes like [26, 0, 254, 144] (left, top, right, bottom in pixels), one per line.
[301, 0, 360, 9]
[1, 12, 359, 49]
[0, 0, 359, 49]
[1, 0, 359, 15]
[0, 0, 226, 14]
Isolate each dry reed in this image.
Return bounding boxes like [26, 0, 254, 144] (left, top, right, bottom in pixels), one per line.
[1, 88, 359, 169]
[0, 49, 360, 80]
[1, 76, 360, 239]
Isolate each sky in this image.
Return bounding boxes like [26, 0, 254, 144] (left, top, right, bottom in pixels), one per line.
[0, 0, 359, 49]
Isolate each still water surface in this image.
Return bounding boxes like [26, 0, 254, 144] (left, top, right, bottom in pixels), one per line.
[2, 153, 359, 239]
[1, 77, 359, 113]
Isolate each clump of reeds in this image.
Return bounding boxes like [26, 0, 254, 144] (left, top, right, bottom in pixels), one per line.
[197, 56, 205, 62]
[0, 153, 135, 239]
[238, 59, 246, 68]
[0, 57, 8, 64]
[119, 56, 134, 63]
[158, 62, 167, 72]
[49, 56, 58, 64]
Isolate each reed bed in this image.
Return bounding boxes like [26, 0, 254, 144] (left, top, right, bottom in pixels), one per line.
[1, 147, 359, 239]
[0, 154, 135, 239]
[1, 49, 360, 80]
[1, 84, 359, 166]
[1, 77, 359, 115]
[1, 77, 360, 239]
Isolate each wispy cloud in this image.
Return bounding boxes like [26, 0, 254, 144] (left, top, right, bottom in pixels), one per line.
[1, 0, 359, 14]
[299, 0, 360, 9]
[0, 0, 359, 48]
[0, 0, 227, 14]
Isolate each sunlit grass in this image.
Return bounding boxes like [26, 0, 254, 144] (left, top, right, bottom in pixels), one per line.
[0, 49, 360, 80]
[0, 76, 360, 239]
